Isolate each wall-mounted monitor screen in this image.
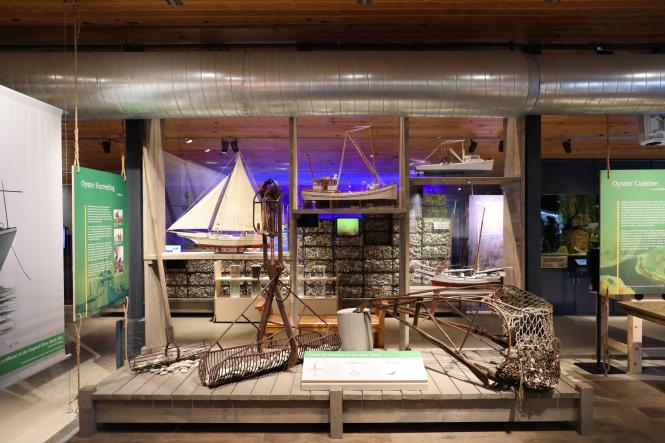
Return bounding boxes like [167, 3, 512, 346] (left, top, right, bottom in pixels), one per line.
[336, 218, 359, 236]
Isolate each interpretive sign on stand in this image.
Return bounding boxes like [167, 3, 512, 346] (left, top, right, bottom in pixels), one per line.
[73, 167, 129, 319]
[600, 170, 665, 296]
[301, 351, 428, 390]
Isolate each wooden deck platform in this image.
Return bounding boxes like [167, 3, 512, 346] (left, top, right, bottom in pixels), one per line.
[78, 350, 592, 439]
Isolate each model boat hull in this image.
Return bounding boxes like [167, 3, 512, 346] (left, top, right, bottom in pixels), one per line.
[431, 273, 501, 287]
[416, 159, 494, 175]
[172, 231, 264, 248]
[302, 183, 398, 201]
[0, 227, 16, 270]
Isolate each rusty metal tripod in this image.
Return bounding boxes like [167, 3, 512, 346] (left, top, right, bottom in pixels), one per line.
[198, 179, 340, 388]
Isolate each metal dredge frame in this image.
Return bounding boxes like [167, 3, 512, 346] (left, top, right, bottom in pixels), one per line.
[357, 284, 560, 391]
[199, 179, 341, 388]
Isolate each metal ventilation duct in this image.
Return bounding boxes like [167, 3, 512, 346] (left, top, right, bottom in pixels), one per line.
[0, 51, 664, 118]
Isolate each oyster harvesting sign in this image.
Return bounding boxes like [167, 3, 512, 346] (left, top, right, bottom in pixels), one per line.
[600, 170, 665, 296]
[73, 167, 129, 319]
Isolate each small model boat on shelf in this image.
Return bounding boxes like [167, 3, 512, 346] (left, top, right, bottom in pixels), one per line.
[430, 267, 504, 287]
[418, 206, 507, 288]
[415, 139, 494, 176]
[167, 154, 263, 250]
[301, 126, 398, 203]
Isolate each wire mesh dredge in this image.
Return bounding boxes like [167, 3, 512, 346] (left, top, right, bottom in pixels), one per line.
[200, 329, 341, 388]
[357, 284, 560, 392]
[490, 285, 560, 391]
[129, 340, 208, 372]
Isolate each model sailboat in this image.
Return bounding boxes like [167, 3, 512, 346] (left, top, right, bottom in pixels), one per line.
[167, 154, 263, 250]
[302, 125, 397, 202]
[415, 139, 493, 175]
[430, 207, 505, 287]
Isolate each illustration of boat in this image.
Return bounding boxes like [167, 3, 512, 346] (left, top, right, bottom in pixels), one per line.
[0, 181, 20, 270]
[415, 139, 494, 175]
[302, 125, 398, 202]
[167, 154, 263, 250]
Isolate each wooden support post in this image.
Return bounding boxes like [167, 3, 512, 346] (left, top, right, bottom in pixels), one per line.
[627, 314, 643, 374]
[329, 386, 343, 439]
[289, 117, 299, 328]
[398, 116, 410, 351]
[576, 381, 594, 436]
[78, 385, 97, 438]
[599, 295, 609, 362]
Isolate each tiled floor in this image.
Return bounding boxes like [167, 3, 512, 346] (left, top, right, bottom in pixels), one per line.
[1, 313, 665, 442]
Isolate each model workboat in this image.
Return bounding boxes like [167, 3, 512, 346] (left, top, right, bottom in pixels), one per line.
[302, 126, 398, 202]
[415, 139, 494, 175]
[167, 154, 263, 250]
[431, 268, 504, 287]
[429, 206, 506, 288]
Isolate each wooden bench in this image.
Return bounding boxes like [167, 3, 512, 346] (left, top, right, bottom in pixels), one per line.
[263, 313, 385, 348]
[618, 300, 665, 373]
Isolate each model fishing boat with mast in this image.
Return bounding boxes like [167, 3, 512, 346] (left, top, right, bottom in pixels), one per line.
[302, 125, 397, 202]
[430, 207, 505, 287]
[167, 154, 263, 250]
[0, 181, 19, 270]
[415, 139, 493, 175]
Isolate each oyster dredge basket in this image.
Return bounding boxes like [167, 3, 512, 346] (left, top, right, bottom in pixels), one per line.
[199, 329, 341, 388]
[129, 340, 208, 372]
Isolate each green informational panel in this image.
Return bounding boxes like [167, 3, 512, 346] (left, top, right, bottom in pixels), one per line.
[600, 170, 665, 296]
[72, 167, 129, 319]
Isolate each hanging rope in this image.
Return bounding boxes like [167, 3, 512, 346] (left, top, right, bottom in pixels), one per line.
[120, 154, 126, 181]
[123, 296, 129, 364]
[606, 115, 612, 179]
[72, 1, 81, 171]
[62, 1, 69, 185]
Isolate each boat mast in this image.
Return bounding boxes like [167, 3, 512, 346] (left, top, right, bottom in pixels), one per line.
[1, 181, 7, 227]
[0, 181, 22, 229]
[346, 126, 382, 188]
[305, 153, 316, 182]
[473, 207, 486, 272]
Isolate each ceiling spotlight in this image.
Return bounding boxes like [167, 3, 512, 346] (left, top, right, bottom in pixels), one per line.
[468, 139, 478, 153]
[230, 138, 239, 153]
[166, 0, 183, 6]
[101, 139, 111, 154]
[185, 137, 193, 144]
[498, 140, 504, 153]
[562, 139, 572, 154]
[357, 0, 372, 4]
[221, 139, 229, 154]
[204, 148, 211, 153]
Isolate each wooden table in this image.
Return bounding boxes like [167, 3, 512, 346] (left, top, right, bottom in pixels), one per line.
[618, 300, 665, 373]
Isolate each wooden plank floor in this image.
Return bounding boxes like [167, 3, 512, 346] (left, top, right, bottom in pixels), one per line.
[94, 350, 580, 403]
[90, 350, 586, 428]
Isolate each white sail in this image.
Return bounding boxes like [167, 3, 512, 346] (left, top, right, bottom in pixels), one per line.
[167, 176, 229, 231]
[211, 155, 257, 232]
